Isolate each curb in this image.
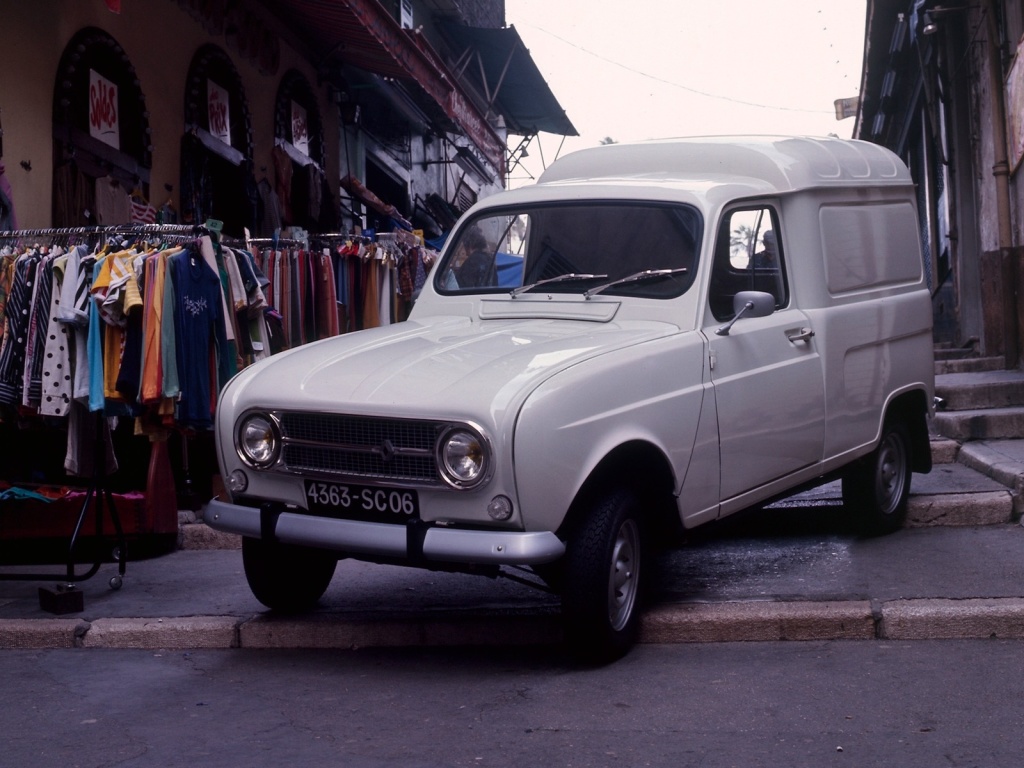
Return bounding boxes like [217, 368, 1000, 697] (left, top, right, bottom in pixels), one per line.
[0, 618, 89, 649]
[5, 598, 1024, 650]
[238, 612, 562, 650]
[79, 616, 242, 649]
[906, 490, 1014, 526]
[639, 601, 875, 643]
[879, 598, 1024, 640]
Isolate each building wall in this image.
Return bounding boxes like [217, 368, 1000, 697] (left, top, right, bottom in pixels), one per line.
[1, 0, 339, 229]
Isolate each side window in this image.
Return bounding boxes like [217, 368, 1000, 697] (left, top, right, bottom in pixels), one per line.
[709, 206, 788, 321]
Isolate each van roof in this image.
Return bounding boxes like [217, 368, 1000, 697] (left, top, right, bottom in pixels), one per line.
[536, 136, 912, 193]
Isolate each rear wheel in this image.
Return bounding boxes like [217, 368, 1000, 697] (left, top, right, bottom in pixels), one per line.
[561, 488, 645, 664]
[842, 420, 912, 535]
[242, 536, 338, 612]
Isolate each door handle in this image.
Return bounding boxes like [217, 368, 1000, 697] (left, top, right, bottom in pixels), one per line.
[786, 327, 815, 344]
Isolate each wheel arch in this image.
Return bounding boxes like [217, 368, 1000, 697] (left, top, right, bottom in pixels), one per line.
[557, 440, 681, 545]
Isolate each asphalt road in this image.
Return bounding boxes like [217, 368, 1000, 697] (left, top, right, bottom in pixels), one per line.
[3, 639, 1023, 767]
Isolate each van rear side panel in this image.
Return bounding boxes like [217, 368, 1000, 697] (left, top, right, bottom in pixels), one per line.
[808, 199, 934, 463]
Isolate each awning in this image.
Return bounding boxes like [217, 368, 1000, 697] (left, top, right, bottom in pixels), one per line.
[263, 0, 505, 172]
[438, 22, 577, 137]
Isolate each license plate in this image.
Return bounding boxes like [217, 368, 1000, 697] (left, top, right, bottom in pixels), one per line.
[304, 480, 419, 523]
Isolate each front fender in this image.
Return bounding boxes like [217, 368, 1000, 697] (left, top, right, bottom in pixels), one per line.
[512, 332, 706, 532]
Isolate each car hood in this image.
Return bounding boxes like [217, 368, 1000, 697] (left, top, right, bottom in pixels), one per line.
[222, 315, 680, 421]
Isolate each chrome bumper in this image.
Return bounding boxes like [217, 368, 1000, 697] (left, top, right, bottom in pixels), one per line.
[204, 498, 566, 565]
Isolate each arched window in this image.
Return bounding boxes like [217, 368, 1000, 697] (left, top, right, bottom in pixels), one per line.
[274, 70, 325, 169]
[51, 28, 152, 226]
[181, 44, 255, 236]
[263, 70, 331, 232]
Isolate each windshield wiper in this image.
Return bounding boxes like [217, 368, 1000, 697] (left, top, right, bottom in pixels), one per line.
[583, 268, 689, 299]
[510, 273, 608, 298]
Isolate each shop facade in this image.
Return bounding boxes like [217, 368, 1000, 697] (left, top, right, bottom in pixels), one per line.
[0, 0, 574, 560]
[856, 0, 1024, 368]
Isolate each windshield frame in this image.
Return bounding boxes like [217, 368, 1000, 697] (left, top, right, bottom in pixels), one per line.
[434, 200, 703, 300]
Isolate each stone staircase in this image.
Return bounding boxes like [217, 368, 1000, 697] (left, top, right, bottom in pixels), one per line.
[930, 355, 1024, 519]
[932, 368, 1024, 439]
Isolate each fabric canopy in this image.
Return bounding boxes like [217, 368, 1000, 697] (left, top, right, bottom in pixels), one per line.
[438, 22, 578, 137]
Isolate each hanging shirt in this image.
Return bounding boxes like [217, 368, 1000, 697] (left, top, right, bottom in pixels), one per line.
[23, 252, 58, 408]
[89, 254, 128, 404]
[160, 249, 180, 400]
[0, 251, 41, 407]
[170, 246, 228, 428]
[94, 176, 132, 225]
[39, 254, 73, 417]
[87, 258, 106, 412]
[140, 247, 179, 403]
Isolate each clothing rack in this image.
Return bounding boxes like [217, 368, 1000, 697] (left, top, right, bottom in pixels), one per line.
[246, 236, 305, 247]
[0, 223, 207, 237]
[0, 223, 217, 610]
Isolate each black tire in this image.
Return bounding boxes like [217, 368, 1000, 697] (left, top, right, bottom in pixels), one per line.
[242, 536, 338, 612]
[842, 420, 912, 535]
[560, 488, 645, 664]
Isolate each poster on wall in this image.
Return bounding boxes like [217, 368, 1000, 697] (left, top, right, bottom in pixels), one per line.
[89, 69, 120, 150]
[1007, 38, 1024, 174]
[291, 101, 309, 156]
[208, 80, 232, 146]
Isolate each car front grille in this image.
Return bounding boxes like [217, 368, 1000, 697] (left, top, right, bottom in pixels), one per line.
[276, 412, 442, 485]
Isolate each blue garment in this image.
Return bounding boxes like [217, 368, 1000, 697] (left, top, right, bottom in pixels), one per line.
[0, 487, 54, 502]
[169, 247, 228, 429]
[87, 259, 105, 413]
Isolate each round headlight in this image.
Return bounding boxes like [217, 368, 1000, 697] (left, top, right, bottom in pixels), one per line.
[438, 427, 489, 488]
[237, 413, 279, 467]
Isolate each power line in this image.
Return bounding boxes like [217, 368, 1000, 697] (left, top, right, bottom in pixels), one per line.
[520, 22, 839, 115]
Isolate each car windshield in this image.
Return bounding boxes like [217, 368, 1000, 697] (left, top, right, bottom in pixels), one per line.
[435, 202, 702, 299]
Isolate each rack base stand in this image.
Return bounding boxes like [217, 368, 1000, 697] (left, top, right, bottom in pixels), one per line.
[38, 584, 85, 615]
[27, 479, 128, 614]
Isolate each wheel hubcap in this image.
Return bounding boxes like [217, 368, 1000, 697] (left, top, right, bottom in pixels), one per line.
[875, 433, 907, 515]
[608, 518, 640, 631]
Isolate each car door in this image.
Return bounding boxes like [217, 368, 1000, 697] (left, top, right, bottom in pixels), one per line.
[702, 206, 825, 503]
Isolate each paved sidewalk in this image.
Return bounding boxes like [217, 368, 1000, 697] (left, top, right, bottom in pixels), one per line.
[1, 526, 1022, 649]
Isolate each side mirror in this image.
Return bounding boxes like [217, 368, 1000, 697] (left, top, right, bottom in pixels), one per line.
[715, 291, 776, 336]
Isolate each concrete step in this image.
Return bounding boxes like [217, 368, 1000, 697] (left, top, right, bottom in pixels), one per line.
[930, 435, 959, 464]
[933, 341, 979, 358]
[935, 369, 1024, 411]
[934, 356, 1006, 375]
[932, 406, 1024, 441]
[956, 440, 1024, 500]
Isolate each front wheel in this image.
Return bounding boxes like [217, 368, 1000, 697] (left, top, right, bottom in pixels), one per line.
[561, 488, 645, 664]
[842, 420, 912, 535]
[242, 536, 338, 612]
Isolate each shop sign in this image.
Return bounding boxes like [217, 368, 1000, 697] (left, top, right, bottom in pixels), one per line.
[291, 101, 309, 156]
[208, 80, 232, 146]
[89, 69, 120, 150]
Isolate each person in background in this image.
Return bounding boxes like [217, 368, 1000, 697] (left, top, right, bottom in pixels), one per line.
[449, 227, 496, 288]
[751, 229, 777, 269]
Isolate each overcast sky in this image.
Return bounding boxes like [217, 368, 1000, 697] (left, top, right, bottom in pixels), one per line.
[503, 0, 868, 183]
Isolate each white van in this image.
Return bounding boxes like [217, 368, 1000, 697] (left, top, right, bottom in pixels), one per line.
[207, 136, 934, 662]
